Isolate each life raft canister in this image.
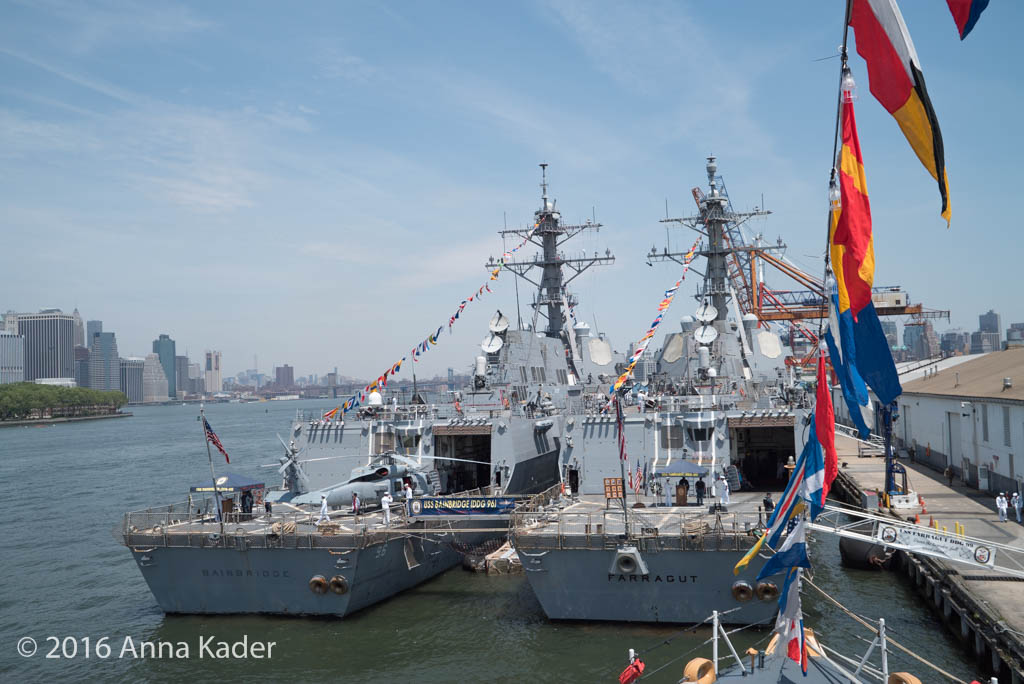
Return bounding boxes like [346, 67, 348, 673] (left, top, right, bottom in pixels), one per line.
[308, 575, 328, 595]
[682, 657, 716, 683]
[329, 575, 349, 595]
[617, 658, 645, 684]
[756, 581, 779, 601]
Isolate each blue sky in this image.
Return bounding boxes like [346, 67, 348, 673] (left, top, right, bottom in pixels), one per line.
[2, 0, 1019, 379]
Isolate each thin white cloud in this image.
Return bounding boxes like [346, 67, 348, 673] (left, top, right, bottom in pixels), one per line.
[17, 0, 212, 54]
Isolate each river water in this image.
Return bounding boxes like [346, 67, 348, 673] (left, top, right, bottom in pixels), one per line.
[0, 400, 980, 683]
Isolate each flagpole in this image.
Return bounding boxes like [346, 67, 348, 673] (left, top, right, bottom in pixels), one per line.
[200, 404, 224, 537]
[820, 0, 854, 337]
[615, 395, 630, 539]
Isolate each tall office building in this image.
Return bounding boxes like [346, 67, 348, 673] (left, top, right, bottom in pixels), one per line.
[205, 350, 222, 393]
[903, 325, 923, 359]
[0, 331, 25, 384]
[188, 362, 203, 394]
[14, 309, 76, 380]
[174, 355, 189, 398]
[880, 320, 898, 349]
[275, 364, 294, 388]
[1, 311, 17, 334]
[74, 346, 90, 388]
[88, 331, 120, 391]
[119, 357, 144, 403]
[142, 354, 169, 403]
[940, 330, 970, 357]
[152, 334, 177, 398]
[72, 308, 85, 348]
[86, 320, 103, 344]
[970, 331, 1001, 354]
[979, 309, 1002, 336]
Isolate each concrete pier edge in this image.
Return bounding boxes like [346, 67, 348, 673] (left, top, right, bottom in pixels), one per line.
[833, 468, 1024, 683]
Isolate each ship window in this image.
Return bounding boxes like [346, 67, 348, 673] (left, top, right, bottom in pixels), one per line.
[539, 367, 547, 382]
[688, 428, 712, 442]
[660, 425, 684, 449]
[520, 367, 528, 383]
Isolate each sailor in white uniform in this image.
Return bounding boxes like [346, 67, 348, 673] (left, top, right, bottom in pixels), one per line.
[404, 482, 414, 515]
[381, 492, 393, 526]
[719, 476, 730, 506]
[996, 493, 1009, 523]
[316, 494, 330, 525]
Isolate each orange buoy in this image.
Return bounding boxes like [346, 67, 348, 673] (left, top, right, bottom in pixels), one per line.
[682, 657, 716, 683]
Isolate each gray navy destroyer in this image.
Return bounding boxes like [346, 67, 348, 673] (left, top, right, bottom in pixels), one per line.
[119, 166, 621, 617]
[514, 158, 813, 625]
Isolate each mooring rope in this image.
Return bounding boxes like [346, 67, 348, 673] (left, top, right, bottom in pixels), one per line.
[803, 576, 968, 683]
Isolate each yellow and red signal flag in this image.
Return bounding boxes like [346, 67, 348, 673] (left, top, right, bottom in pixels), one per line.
[848, 0, 950, 225]
[830, 98, 875, 321]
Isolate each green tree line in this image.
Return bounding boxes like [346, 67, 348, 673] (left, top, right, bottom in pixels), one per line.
[0, 383, 128, 421]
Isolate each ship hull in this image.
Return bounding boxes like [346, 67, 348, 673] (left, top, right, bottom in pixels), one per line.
[128, 529, 494, 617]
[518, 546, 778, 625]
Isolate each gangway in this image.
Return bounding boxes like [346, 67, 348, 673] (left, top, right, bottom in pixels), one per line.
[808, 502, 1024, 580]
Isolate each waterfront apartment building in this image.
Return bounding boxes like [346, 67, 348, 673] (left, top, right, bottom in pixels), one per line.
[275, 364, 294, 388]
[142, 354, 168, 403]
[0, 331, 25, 384]
[120, 357, 144, 403]
[152, 334, 176, 399]
[12, 309, 76, 380]
[88, 331, 120, 391]
[205, 350, 222, 393]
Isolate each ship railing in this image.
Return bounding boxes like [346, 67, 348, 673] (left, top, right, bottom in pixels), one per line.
[122, 486, 522, 552]
[511, 507, 766, 551]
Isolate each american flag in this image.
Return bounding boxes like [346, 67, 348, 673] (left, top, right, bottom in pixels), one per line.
[203, 417, 230, 463]
[614, 396, 628, 463]
[633, 460, 643, 494]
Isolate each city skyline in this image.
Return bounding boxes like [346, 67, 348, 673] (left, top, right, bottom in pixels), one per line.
[2, 2, 1022, 378]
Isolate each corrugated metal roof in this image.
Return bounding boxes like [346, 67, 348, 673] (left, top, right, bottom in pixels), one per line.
[901, 348, 1024, 402]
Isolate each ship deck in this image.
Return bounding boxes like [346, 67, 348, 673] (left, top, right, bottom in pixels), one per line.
[121, 498, 511, 551]
[513, 490, 780, 551]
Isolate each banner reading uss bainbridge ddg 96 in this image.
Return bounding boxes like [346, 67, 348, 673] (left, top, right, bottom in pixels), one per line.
[409, 497, 516, 516]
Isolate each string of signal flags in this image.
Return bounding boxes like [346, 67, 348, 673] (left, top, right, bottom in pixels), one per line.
[608, 236, 702, 396]
[326, 223, 540, 417]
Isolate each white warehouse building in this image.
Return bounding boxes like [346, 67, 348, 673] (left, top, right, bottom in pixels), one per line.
[895, 348, 1024, 496]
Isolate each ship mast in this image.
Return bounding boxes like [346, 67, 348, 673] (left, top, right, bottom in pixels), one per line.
[487, 163, 614, 337]
[651, 157, 778, 322]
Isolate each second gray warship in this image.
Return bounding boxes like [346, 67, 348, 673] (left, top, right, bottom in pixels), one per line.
[514, 158, 812, 625]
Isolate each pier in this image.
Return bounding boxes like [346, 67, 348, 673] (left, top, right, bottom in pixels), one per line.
[830, 434, 1024, 682]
